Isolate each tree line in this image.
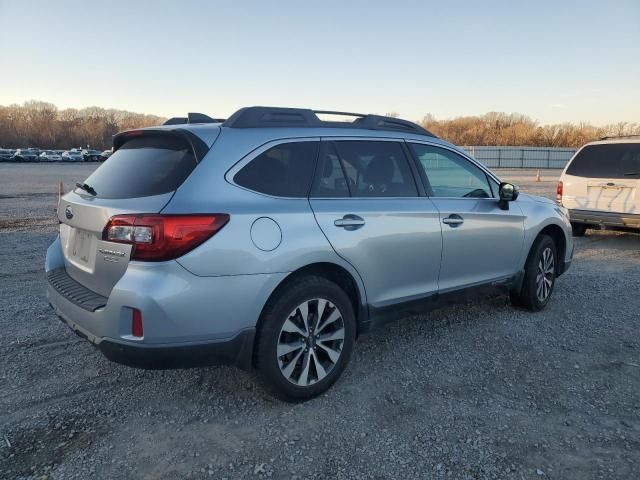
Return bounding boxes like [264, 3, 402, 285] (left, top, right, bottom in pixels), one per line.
[1, 101, 637, 150]
[0, 101, 164, 150]
[418, 112, 640, 148]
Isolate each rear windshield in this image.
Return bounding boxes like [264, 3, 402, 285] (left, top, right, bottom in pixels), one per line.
[82, 136, 197, 199]
[566, 143, 640, 179]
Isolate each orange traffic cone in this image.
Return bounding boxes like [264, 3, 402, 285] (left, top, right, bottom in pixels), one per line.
[535, 170, 541, 182]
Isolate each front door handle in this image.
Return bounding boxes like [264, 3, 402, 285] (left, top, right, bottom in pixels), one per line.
[442, 214, 464, 227]
[334, 214, 365, 230]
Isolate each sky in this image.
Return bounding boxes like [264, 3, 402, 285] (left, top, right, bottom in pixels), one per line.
[0, 0, 638, 125]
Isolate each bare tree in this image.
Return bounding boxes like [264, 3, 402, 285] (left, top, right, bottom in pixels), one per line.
[1, 101, 637, 149]
[420, 112, 639, 147]
[0, 100, 165, 150]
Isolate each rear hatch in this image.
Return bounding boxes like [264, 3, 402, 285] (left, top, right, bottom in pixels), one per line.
[562, 142, 640, 214]
[57, 131, 208, 297]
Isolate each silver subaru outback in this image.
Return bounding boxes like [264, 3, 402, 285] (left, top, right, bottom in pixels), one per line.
[45, 107, 573, 400]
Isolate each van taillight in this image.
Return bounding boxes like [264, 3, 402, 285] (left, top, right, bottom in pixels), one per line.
[556, 181, 563, 205]
[103, 214, 229, 261]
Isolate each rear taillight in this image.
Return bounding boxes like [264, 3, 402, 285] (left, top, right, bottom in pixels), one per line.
[103, 214, 229, 261]
[556, 181, 563, 205]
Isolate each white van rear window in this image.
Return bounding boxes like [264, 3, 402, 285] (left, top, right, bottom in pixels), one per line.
[566, 143, 640, 179]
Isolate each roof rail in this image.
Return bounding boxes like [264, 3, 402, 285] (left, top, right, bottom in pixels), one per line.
[222, 106, 436, 137]
[600, 134, 640, 140]
[162, 112, 226, 126]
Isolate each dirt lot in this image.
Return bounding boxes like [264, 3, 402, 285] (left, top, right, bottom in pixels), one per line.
[1, 165, 639, 480]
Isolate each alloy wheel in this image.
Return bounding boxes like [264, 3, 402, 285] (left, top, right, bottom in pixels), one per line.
[536, 247, 555, 302]
[277, 298, 345, 386]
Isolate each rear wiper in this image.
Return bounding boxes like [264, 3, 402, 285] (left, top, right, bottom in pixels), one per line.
[623, 172, 640, 176]
[75, 182, 97, 196]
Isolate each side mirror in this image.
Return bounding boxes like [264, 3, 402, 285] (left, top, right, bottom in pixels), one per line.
[498, 182, 519, 210]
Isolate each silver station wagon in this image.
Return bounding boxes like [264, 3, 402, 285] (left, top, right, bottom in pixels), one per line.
[46, 107, 573, 400]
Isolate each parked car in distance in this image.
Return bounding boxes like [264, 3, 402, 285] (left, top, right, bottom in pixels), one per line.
[82, 149, 104, 162]
[61, 149, 85, 162]
[100, 149, 112, 161]
[46, 107, 574, 401]
[0, 148, 16, 161]
[558, 136, 640, 235]
[39, 150, 63, 162]
[13, 148, 39, 162]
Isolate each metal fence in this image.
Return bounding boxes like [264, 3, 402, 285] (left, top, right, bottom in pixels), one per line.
[461, 146, 576, 169]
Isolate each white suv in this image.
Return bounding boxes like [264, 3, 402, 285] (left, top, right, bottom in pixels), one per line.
[558, 137, 640, 236]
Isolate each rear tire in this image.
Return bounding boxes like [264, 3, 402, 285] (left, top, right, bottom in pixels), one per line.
[510, 234, 557, 311]
[571, 222, 587, 237]
[255, 276, 356, 402]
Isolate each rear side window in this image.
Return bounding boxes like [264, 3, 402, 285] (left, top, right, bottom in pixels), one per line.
[82, 136, 197, 199]
[331, 141, 418, 197]
[311, 143, 350, 198]
[234, 141, 319, 197]
[566, 143, 640, 179]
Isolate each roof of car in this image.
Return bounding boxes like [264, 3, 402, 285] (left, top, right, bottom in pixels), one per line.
[134, 121, 459, 151]
[158, 106, 437, 137]
[118, 107, 480, 161]
[586, 135, 640, 145]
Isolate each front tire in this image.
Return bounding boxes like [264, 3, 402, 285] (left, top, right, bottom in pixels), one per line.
[510, 234, 557, 311]
[571, 222, 587, 237]
[255, 276, 356, 401]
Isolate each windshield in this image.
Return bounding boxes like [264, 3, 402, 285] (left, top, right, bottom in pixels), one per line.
[566, 143, 640, 178]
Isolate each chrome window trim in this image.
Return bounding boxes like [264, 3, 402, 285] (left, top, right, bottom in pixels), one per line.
[225, 134, 505, 202]
[320, 136, 406, 142]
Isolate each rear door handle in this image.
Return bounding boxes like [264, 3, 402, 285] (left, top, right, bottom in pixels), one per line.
[334, 214, 365, 230]
[442, 214, 464, 227]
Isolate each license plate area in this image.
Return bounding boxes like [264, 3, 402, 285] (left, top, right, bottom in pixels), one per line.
[69, 228, 96, 270]
[588, 185, 626, 198]
[601, 188, 621, 199]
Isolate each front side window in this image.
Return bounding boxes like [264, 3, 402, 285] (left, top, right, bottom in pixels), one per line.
[330, 141, 418, 197]
[410, 143, 494, 198]
[234, 141, 320, 197]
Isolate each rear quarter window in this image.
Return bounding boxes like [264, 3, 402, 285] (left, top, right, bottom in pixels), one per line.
[234, 141, 320, 197]
[566, 143, 640, 179]
[82, 136, 198, 199]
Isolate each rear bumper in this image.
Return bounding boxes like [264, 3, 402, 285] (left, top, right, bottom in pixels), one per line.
[48, 281, 257, 370]
[45, 236, 287, 370]
[569, 209, 640, 229]
[54, 306, 255, 370]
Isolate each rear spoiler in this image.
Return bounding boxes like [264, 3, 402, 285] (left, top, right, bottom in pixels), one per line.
[163, 112, 226, 126]
[112, 128, 210, 162]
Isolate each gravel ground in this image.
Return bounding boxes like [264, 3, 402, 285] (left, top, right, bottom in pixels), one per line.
[1, 165, 639, 480]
